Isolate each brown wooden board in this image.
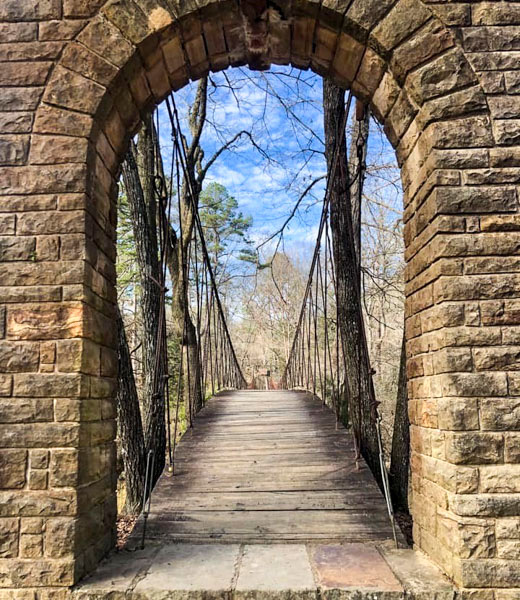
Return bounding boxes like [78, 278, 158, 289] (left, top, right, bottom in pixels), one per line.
[129, 390, 397, 546]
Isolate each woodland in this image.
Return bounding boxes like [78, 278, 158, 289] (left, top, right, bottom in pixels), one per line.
[114, 67, 408, 540]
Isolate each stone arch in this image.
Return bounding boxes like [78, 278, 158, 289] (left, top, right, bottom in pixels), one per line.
[2, 0, 519, 595]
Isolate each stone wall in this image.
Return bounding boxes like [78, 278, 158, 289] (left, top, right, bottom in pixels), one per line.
[1, 0, 520, 596]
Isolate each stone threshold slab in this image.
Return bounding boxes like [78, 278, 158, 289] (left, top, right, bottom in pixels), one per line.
[73, 542, 455, 600]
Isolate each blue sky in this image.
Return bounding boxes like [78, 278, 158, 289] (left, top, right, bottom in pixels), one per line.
[157, 65, 402, 266]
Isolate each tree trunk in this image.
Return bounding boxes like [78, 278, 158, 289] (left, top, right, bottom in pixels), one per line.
[348, 101, 370, 288]
[116, 308, 146, 515]
[121, 121, 165, 482]
[323, 79, 381, 485]
[390, 334, 409, 511]
[166, 221, 204, 421]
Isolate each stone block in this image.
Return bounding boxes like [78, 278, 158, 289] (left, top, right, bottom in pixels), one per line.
[0, 215, 15, 235]
[39, 19, 88, 41]
[19, 534, 43, 558]
[371, 0, 430, 53]
[0, 62, 52, 86]
[44, 518, 76, 558]
[20, 518, 43, 535]
[100, 347, 117, 378]
[497, 518, 520, 539]
[480, 465, 520, 493]
[78, 15, 135, 69]
[0, 398, 54, 424]
[63, 0, 105, 17]
[0, 0, 61, 20]
[0, 518, 19, 559]
[0, 236, 36, 261]
[0, 374, 13, 397]
[43, 66, 106, 115]
[30, 135, 89, 166]
[0, 22, 37, 42]
[0, 423, 80, 448]
[497, 540, 520, 560]
[34, 105, 93, 138]
[0, 341, 39, 373]
[57, 339, 100, 375]
[0, 558, 75, 588]
[30, 450, 49, 470]
[505, 433, 520, 462]
[480, 399, 520, 431]
[437, 398, 479, 431]
[407, 49, 476, 103]
[29, 470, 48, 490]
[0, 490, 76, 517]
[445, 432, 504, 465]
[12, 373, 88, 398]
[0, 111, 34, 134]
[50, 449, 78, 487]
[0, 135, 29, 165]
[0, 449, 26, 488]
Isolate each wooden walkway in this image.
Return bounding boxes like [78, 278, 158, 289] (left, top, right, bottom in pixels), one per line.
[134, 390, 397, 544]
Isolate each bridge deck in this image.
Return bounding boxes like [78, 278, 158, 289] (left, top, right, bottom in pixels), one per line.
[133, 389, 397, 544]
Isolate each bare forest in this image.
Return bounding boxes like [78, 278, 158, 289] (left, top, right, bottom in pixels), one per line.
[115, 67, 408, 536]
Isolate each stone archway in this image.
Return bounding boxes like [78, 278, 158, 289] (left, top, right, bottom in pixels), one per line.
[1, 0, 519, 594]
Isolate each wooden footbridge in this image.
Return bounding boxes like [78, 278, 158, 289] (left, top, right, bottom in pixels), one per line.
[132, 390, 396, 545]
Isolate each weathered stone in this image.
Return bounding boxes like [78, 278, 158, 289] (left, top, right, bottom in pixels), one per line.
[20, 518, 43, 535]
[445, 432, 504, 465]
[0, 236, 35, 261]
[30, 450, 49, 470]
[44, 518, 76, 558]
[34, 105, 93, 140]
[0, 22, 37, 42]
[0, 62, 52, 86]
[43, 66, 106, 115]
[7, 304, 85, 341]
[0, 490, 76, 517]
[36, 236, 60, 261]
[39, 19, 88, 41]
[0, 558, 75, 587]
[0, 111, 33, 134]
[29, 470, 48, 491]
[50, 450, 78, 488]
[0, 87, 42, 112]
[30, 136, 89, 166]
[19, 534, 43, 558]
[57, 339, 100, 375]
[480, 465, 520, 493]
[0, 41, 63, 62]
[391, 18, 454, 82]
[12, 374, 88, 399]
[505, 433, 520, 462]
[0, 0, 61, 21]
[480, 398, 520, 431]
[371, 0, 430, 53]
[0, 423, 80, 448]
[0, 134, 29, 165]
[344, 0, 397, 38]
[0, 165, 87, 196]
[0, 398, 53, 424]
[0, 341, 39, 373]
[0, 517, 19, 558]
[437, 398, 479, 431]
[63, 0, 105, 17]
[0, 287, 61, 304]
[17, 211, 86, 236]
[0, 449, 26, 488]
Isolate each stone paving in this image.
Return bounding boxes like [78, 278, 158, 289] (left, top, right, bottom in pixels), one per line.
[74, 542, 455, 599]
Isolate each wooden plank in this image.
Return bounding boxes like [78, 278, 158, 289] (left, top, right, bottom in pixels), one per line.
[130, 390, 396, 547]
